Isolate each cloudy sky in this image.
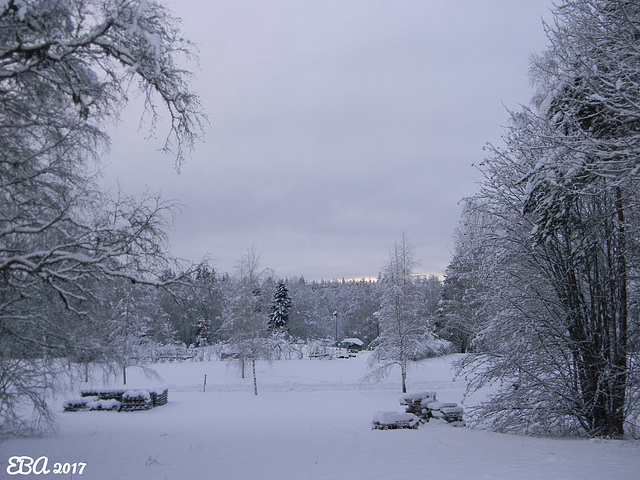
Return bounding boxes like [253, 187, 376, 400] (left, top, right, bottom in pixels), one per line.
[103, 0, 555, 281]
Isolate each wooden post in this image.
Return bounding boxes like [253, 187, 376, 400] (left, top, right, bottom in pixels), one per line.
[252, 359, 258, 396]
[203, 374, 207, 393]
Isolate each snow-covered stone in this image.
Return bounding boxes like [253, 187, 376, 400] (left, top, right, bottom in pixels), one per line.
[372, 411, 420, 429]
[400, 391, 437, 405]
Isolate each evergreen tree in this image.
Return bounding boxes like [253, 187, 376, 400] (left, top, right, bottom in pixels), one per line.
[195, 318, 211, 347]
[438, 199, 494, 353]
[269, 281, 292, 332]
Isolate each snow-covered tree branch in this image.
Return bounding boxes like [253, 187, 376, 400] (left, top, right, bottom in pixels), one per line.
[457, 0, 640, 438]
[0, 0, 204, 437]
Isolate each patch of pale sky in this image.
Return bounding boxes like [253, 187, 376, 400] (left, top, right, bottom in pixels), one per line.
[102, 0, 555, 281]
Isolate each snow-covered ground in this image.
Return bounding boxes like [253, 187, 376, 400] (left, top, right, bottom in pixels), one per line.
[2, 354, 638, 479]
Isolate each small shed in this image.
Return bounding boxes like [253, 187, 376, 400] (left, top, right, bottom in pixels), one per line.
[339, 338, 364, 352]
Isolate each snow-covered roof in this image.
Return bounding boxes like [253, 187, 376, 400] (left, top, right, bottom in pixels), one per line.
[340, 338, 364, 346]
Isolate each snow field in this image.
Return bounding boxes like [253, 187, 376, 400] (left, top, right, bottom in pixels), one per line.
[2, 354, 639, 480]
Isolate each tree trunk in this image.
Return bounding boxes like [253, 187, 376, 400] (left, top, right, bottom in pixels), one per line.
[565, 187, 628, 438]
[608, 185, 628, 438]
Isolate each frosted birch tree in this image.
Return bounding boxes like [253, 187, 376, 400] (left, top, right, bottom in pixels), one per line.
[367, 235, 448, 393]
[219, 247, 273, 395]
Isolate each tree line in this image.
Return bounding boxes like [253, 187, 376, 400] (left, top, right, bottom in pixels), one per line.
[161, 258, 441, 350]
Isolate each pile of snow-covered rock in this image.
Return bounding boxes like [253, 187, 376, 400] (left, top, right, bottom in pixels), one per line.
[371, 411, 420, 430]
[63, 387, 168, 412]
[400, 391, 465, 425]
[373, 391, 464, 430]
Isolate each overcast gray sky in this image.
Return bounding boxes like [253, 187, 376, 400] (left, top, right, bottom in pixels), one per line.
[103, 0, 555, 280]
